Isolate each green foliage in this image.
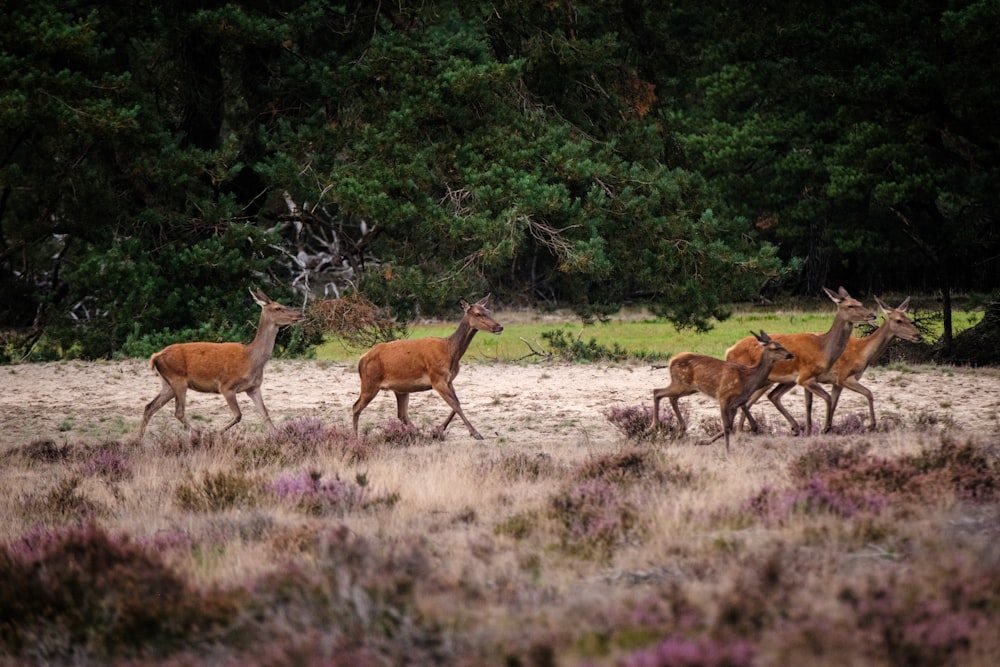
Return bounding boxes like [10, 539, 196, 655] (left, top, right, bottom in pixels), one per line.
[6, 0, 996, 359]
[540, 328, 631, 362]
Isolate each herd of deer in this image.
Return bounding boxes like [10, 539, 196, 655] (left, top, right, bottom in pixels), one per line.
[137, 287, 921, 451]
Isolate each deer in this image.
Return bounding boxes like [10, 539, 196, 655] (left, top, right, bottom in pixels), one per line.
[351, 294, 503, 440]
[137, 289, 303, 439]
[800, 296, 921, 429]
[724, 286, 876, 435]
[651, 330, 794, 452]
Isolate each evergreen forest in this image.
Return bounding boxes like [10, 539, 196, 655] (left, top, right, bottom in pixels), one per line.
[2, 0, 998, 360]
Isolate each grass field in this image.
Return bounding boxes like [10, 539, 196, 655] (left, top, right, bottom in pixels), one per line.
[315, 303, 982, 362]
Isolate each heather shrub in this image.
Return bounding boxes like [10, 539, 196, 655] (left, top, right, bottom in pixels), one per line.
[22, 476, 103, 522]
[244, 525, 445, 664]
[613, 636, 755, 667]
[482, 451, 559, 482]
[175, 469, 259, 512]
[0, 523, 238, 661]
[788, 440, 872, 482]
[839, 562, 998, 666]
[270, 469, 365, 516]
[798, 437, 998, 505]
[743, 474, 888, 526]
[827, 412, 869, 435]
[573, 447, 695, 488]
[908, 437, 997, 501]
[274, 417, 334, 446]
[20, 438, 72, 463]
[574, 448, 654, 485]
[81, 448, 133, 482]
[380, 419, 425, 446]
[236, 439, 287, 471]
[549, 479, 643, 560]
[494, 510, 542, 540]
[606, 405, 663, 440]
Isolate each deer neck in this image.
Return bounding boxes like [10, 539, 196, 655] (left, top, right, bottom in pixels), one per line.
[818, 311, 857, 366]
[855, 321, 893, 365]
[447, 318, 478, 364]
[749, 353, 781, 391]
[246, 314, 279, 370]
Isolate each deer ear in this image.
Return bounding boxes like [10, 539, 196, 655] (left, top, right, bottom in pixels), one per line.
[250, 289, 270, 306]
[476, 293, 491, 307]
[823, 286, 843, 304]
[460, 299, 471, 312]
[874, 295, 890, 314]
[898, 296, 911, 312]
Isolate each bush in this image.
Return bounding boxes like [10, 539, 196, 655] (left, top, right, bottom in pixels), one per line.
[270, 469, 365, 516]
[0, 523, 238, 660]
[175, 469, 259, 512]
[549, 479, 643, 560]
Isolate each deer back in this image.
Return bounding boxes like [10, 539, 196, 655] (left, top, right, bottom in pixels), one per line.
[669, 352, 727, 396]
[359, 337, 454, 392]
[151, 342, 252, 391]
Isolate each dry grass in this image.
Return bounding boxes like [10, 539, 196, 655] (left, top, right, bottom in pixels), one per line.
[1, 360, 999, 665]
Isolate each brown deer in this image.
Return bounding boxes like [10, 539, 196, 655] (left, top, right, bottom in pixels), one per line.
[724, 286, 876, 435]
[651, 330, 794, 452]
[137, 289, 303, 439]
[352, 295, 503, 439]
[802, 296, 920, 429]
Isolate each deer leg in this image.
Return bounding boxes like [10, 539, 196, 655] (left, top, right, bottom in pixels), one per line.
[246, 386, 274, 429]
[651, 388, 667, 429]
[767, 383, 802, 435]
[139, 379, 176, 439]
[738, 385, 770, 433]
[220, 390, 243, 432]
[801, 380, 832, 433]
[394, 392, 411, 424]
[351, 385, 380, 436]
[835, 378, 876, 427]
[711, 404, 739, 451]
[653, 386, 691, 433]
[166, 383, 195, 432]
[668, 395, 688, 436]
[432, 380, 482, 439]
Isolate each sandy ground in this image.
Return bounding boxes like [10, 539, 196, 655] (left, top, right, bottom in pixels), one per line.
[2, 356, 1000, 449]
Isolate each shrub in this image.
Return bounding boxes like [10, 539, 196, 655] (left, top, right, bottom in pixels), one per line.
[175, 470, 259, 512]
[0, 523, 238, 660]
[482, 451, 559, 482]
[81, 449, 133, 482]
[606, 405, 663, 440]
[270, 469, 365, 516]
[541, 328, 631, 362]
[380, 419, 424, 446]
[614, 636, 755, 667]
[306, 292, 408, 349]
[245, 525, 445, 664]
[22, 476, 103, 522]
[549, 479, 643, 560]
[20, 439, 72, 463]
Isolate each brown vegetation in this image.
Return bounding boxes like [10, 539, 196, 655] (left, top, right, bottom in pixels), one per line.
[1, 358, 999, 665]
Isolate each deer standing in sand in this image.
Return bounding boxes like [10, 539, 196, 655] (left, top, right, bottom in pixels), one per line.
[137, 289, 303, 439]
[800, 296, 921, 429]
[352, 295, 503, 439]
[724, 286, 876, 435]
[651, 330, 794, 452]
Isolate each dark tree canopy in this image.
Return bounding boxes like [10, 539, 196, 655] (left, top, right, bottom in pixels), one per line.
[1, 1, 997, 360]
